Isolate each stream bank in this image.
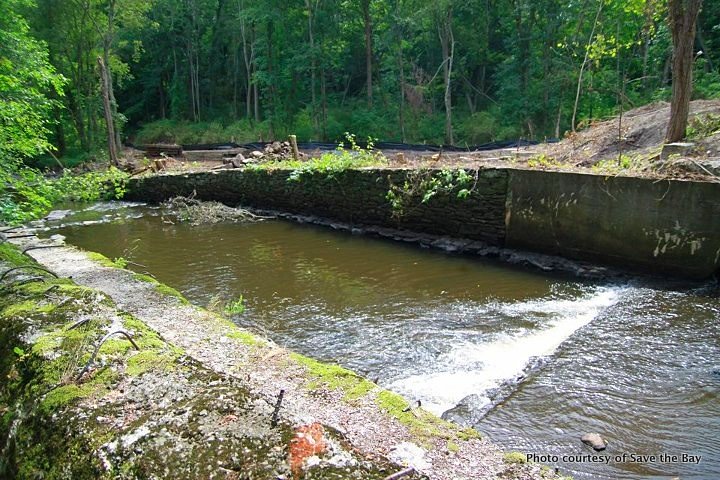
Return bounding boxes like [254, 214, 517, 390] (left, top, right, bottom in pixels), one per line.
[0, 235, 561, 480]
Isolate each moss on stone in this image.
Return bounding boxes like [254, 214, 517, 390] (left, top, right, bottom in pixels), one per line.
[290, 353, 376, 401]
[375, 389, 481, 446]
[120, 313, 183, 355]
[1, 300, 56, 317]
[131, 273, 190, 305]
[132, 272, 158, 283]
[126, 350, 179, 376]
[503, 451, 528, 464]
[40, 383, 95, 413]
[86, 251, 120, 268]
[0, 243, 34, 266]
[16, 278, 84, 296]
[225, 329, 263, 346]
[31, 327, 90, 357]
[154, 283, 190, 305]
[98, 338, 136, 356]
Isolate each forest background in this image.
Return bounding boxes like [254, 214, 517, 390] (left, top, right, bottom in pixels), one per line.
[0, 0, 718, 222]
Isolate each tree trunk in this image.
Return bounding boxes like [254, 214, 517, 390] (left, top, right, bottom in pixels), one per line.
[641, 0, 657, 86]
[306, 0, 318, 135]
[572, 0, 604, 132]
[321, 66, 328, 141]
[104, 0, 122, 152]
[438, 7, 454, 145]
[398, 32, 406, 142]
[361, 0, 373, 107]
[666, 0, 703, 143]
[395, 0, 406, 142]
[98, 56, 118, 166]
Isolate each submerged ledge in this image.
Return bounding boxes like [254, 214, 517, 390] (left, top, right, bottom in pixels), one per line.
[0, 234, 563, 480]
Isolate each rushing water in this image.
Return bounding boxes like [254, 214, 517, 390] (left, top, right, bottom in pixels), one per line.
[37, 202, 720, 480]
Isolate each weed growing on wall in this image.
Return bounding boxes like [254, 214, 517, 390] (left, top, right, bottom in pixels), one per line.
[386, 168, 477, 218]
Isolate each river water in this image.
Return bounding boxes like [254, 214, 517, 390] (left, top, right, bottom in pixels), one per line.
[37, 202, 720, 479]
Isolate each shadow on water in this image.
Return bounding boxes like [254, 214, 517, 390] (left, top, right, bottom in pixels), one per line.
[37, 202, 720, 480]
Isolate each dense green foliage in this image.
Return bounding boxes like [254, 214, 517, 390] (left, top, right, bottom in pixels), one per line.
[0, 0, 130, 225]
[0, 167, 128, 225]
[11, 0, 720, 153]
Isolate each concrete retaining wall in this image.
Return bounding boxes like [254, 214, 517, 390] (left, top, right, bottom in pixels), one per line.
[505, 170, 720, 279]
[127, 168, 720, 279]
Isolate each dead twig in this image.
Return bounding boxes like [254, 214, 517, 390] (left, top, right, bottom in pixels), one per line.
[384, 467, 416, 480]
[270, 389, 285, 427]
[163, 195, 274, 225]
[22, 244, 64, 254]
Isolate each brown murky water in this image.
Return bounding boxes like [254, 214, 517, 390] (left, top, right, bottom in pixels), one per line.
[38, 202, 720, 479]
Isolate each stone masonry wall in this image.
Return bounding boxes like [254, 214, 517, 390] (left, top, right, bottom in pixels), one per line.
[126, 168, 509, 245]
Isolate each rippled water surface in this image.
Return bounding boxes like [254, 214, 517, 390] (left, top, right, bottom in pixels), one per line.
[39, 203, 720, 479]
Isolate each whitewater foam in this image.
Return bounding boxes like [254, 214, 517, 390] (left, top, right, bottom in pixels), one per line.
[387, 287, 621, 416]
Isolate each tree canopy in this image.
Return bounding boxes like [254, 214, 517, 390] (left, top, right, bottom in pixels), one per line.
[2, 0, 720, 161]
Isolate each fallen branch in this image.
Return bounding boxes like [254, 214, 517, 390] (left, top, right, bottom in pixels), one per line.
[384, 466, 415, 480]
[163, 195, 275, 226]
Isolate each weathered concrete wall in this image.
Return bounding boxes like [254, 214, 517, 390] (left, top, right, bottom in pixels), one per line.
[126, 168, 509, 245]
[127, 168, 720, 279]
[505, 169, 720, 279]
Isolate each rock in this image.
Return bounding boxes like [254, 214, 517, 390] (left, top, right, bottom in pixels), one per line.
[251, 150, 264, 159]
[581, 433, 607, 451]
[660, 142, 695, 160]
[229, 154, 245, 168]
[45, 209, 71, 221]
[441, 394, 487, 427]
[388, 442, 431, 470]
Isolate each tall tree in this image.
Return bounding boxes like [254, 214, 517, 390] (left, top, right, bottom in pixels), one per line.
[361, 0, 373, 107]
[666, 0, 703, 142]
[0, 0, 65, 164]
[436, 2, 454, 145]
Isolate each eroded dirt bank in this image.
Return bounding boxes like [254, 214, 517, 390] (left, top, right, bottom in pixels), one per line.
[0, 233, 562, 480]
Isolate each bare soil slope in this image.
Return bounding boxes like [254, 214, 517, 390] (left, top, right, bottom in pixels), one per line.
[537, 99, 720, 166]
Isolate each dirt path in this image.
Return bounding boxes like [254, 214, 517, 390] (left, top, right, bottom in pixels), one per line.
[8, 233, 560, 480]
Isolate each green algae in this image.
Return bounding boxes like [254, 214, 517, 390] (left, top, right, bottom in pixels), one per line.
[375, 389, 481, 446]
[131, 272, 190, 305]
[225, 329, 263, 346]
[0, 243, 34, 266]
[290, 352, 376, 401]
[503, 451, 528, 464]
